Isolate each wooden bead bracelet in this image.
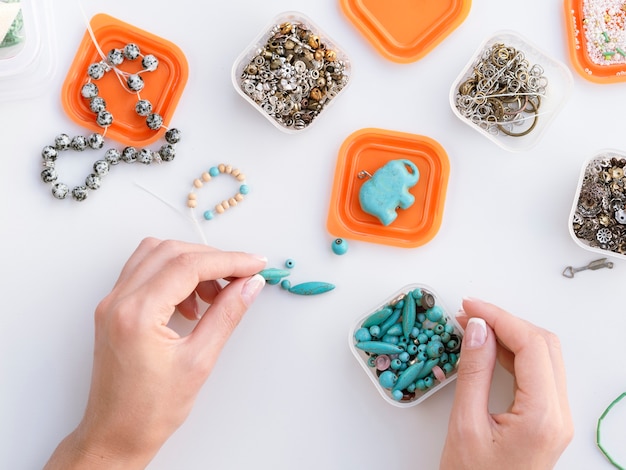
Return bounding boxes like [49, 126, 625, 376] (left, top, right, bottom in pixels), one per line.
[187, 164, 248, 220]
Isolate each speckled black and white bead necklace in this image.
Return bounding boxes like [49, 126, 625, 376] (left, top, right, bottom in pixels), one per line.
[40, 42, 181, 202]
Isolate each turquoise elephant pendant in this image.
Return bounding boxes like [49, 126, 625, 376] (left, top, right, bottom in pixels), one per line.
[358, 159, 419, 226]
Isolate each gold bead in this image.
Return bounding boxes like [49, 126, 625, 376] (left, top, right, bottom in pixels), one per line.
[308, 35, 321, 49]
[314, 49, 324, 61]
[325, 49, 337, 62]
[310, 87, 323, 101]
[280, 22, 292, 34]
[193, 179, 203, 188]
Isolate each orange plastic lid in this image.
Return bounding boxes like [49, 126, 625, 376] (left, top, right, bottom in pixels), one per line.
[61, 14, 189, 146]
[339, 0, 471, 63]
[327, 128, 449, 248]
[564, 0, 626, 83]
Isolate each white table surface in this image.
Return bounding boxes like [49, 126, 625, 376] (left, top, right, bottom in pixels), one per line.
[2, 0, 626, 468]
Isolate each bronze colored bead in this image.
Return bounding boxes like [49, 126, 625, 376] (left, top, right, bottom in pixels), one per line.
[325, 49, 337, 62]
[280, 22, 293, 34]
[316, 77, 326, 88]
[284, 39, 295, 50]
[308, 35, 321, 49]
[314, 49, 324, 61]
[245, 64, 258, 75]
[309, 87, 323, 101]
[420, 291, 436, 309]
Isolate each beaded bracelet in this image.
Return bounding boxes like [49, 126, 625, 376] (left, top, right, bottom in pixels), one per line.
[186, 164, 249, 220]
[40, 42, 181, 202]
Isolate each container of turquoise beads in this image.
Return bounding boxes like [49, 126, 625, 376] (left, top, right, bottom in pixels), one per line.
[349, 284, 463, 407]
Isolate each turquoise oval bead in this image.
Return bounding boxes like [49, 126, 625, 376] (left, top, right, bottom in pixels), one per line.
[288, 281, 335, 295]
[440, 332, 451, 343]
[354, 328, 372, 342]
[381, 334, 399, 344]
[362, 306, 394, 328]
[392, 360, 425, 392]
[331, 238, 348, 255]
[379, 370, 397, 389]
[355, 341, 403, 355]
[258, 268, 290, 284]
[402, 292, 416, 339]
[426, 306, 444, 322]
[386, 324, 403, 336]
[439, 352, 449, 364]
[416, 357, 441, 379]
[378, 309, 401, 336]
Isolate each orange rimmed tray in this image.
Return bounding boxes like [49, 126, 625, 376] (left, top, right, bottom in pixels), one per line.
[61, 13, 188, 146]
[564, 0, 626, 83]
[327, 128, 449, 248]
[339, 0, 471, 63]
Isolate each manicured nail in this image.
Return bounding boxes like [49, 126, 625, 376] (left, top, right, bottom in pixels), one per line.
[241, 274, 265, 306]
[251, 254, 268, 264]
[465, 317, 487, 349]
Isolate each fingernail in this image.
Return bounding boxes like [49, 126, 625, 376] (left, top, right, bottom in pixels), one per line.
[241, 274, 265, 306]
[465, 317, 487, 349]
[251, 254, 268, 264]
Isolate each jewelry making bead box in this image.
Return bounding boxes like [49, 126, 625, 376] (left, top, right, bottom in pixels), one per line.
[569, 149, 626, 260]
[564, 0, 626, 83]
[449, 30, 573, 152]
[349, 284, 463, 407]
[232, 11, 351, 133]
[0, 0, 55, 101]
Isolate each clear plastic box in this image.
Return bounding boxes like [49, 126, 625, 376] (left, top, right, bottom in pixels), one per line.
[569, 149, 626, 260]
[232, 11, 352, 134]
[449, 30, 572, 152]
[0, 0, 55, 101]
[349, 283, 463, 407]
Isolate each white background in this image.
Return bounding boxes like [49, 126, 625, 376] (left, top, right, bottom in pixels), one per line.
[2, 0, 626, 468]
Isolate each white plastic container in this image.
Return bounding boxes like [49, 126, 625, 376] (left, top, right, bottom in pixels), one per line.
[232, 11, 352, 134]
[569, 149, 626, 260]
[449, 30, 573, 152]
[349, 283, 463, 407]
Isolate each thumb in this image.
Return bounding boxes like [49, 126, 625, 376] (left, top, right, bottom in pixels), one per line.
[450, 317, 497, 423]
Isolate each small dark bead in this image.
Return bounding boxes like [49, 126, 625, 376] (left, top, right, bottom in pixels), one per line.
[420, 292, 436, 309]
[165, 128, 181, 144]
[122, 147, 137, 163]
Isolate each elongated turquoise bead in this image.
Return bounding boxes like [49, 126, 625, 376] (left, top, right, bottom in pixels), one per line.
[402, 292, 416, 339]
[355, 341, 404, 355]
[258, 268, 290, 285]
[416, 357, 441, 380]
[362, 306, 394, 328]
[379, 308, 401, 336]
[288, 281, 335, 295]
[386, 324, 403, 336]
[392, 360, 424, 392]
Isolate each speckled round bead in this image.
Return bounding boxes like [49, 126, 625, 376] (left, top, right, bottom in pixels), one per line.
[42, 145, 58, 161]
[137, 149, 153, 164]
[159, 144, 176, 162]
[123, 43, 140, 60]
[71, 186, 89, 201]
[88, 133, 105, 150]
[135, 99, 152, 116]
[54, 134, 71, 150]
[142, 54, 159, 71]
[165, 128, 181, 144]
[85, 174, 102, 190]
[51, 182, 69, 199]
[71, 136, 87, 151]
[81, 82, 98, 99]
[331, 238, 348, 255]
[104, 148, 121, 165]
[87, 63, 105, 80]
[41, 167, 58, 183]
[121, 147, 137, 163]
[107, 48, 124, 66]
[127, 74, 144, 92]
[146, 113, 163, 130]
[378, 370, 397, 389]
[89, 97, 106, 113]
[92, 160, 109, 176]
[96, 110, 113, 127]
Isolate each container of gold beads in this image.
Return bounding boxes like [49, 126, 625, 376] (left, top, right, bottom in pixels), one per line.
[449, 30, 573, 152]
[349, 284, 463, 407]
[569, 149, 626, 260]
[232, 11, 351, 133]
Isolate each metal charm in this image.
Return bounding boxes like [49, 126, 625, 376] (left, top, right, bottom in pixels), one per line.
[562, 258, 614, 278]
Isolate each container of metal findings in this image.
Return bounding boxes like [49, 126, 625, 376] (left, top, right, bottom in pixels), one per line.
[449, 30, 573, 152]
[0, 0, 55, 101]
[569, 149, 626, 260]
[232, 11, 352, 133]
[349, 284, 463, 407]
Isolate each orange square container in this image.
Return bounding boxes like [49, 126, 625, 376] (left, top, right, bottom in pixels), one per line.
[327, 128, 449, 248]
[61, 14, 188, 146]
[339, 0, 471, 63]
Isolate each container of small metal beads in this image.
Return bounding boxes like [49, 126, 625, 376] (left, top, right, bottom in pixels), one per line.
[349, 284, 463, 407]
[232, 11, 351, 133]
[449, 30, 573, 152]
[569, 149, 626, 259]
[0, 0, 55, 101]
